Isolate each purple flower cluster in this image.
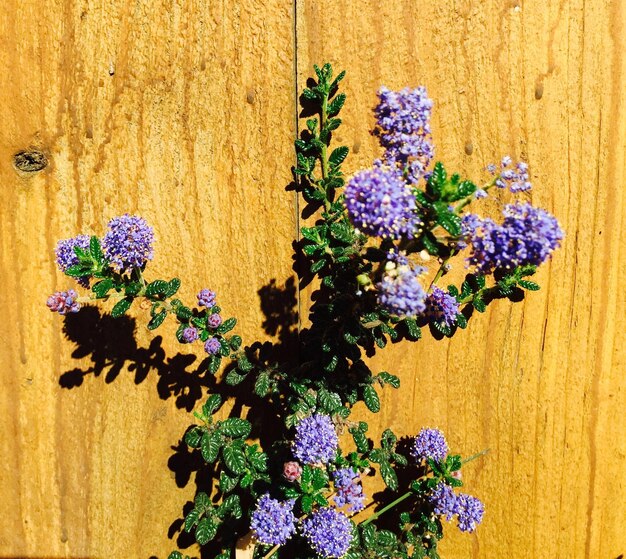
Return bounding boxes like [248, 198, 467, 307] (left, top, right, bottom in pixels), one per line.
[425, 287, 459, 327]
[489, 156, 532, 193]
[47, 290, 81, 315]
[181, 327, 199, 343]
[344, 166, 421, 239]
[55, 235, 92, 286]
[292, 414, 338, 465]
[466, 202, 564, 273]
[207, 313, 222, 329]
[332, 468, 366, 513]
[102, 214, 154, 273]
[411, 428, 448, 463]
[373, 86, 435, 180]
[429, 483, 484, 533]
[204, 337, 221, 355]
[250, 494, 296, 546]
[301, 507, 354, 558]
[377, 261, 427, 317]
[197, 289, 216, 308]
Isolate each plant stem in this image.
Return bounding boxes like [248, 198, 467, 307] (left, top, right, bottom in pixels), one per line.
[359, 491, 413, 527]
[462, 448, 490, 464]
[429, 249, 457, 292]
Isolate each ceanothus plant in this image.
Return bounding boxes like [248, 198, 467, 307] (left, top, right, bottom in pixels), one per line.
[47, 63, 563, 559]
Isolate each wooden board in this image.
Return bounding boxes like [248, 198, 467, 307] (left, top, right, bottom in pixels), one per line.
[296, 1, 626, 558]
[1, 1, 625, 558]
[0, 1, 295, 557]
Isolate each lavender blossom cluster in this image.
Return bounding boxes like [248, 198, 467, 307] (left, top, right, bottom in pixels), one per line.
[430, 483, 485, 533]
[292, 414, 339, 465]
[102, 213, 154, 273]
[465, 202, 564, 273]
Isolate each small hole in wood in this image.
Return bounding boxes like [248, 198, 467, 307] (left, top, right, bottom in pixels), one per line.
[13, 149, 48, 172]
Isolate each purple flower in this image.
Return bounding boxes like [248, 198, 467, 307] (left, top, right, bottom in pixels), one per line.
[430, 483, 459, 521]
[344, 166, 421, 239]
[377, 260, 426, 317]
[283, 461, 302, 482]
[301, 507, 354, 558]
[102, 214, 154, 273]
[425, 287, 459, 327]
[474, 188, 488, 199]
[47, 290, 81, 315]
[292, 414, 338, 465]
[55, 235, 92, 286]
[181, 327, 199, 343]
[491, 157, 532, 192]
[333, 468, 365, 513]
[411, 428, 448, 463]
[455, 493, 485, 533]
[250, 494, 296, 546]
[373, 86, 434, 181]
[467, 202, 564, 273]
[204, 337, 221, 355]
[207, 313, 222, 329]
[197, 289, 216, 308]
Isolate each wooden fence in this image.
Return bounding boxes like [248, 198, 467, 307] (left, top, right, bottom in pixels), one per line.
[1, 1, 624, 558]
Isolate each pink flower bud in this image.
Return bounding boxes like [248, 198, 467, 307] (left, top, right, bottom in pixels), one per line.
[283, 461, 302, 482]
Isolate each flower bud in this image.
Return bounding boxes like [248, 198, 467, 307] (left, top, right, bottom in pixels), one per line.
[283, 461, 302, 482]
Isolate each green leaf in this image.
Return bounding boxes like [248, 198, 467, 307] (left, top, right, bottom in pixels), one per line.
[184, 509, 200, 532]
[208, 355, 222, 375]
[519, 280, 540, 291]
[92, 278, 114, 298]
[229, 335, 242, 351]
[194, 492, 211, 513]
[379, 460, 398, 490]
[146, 280, 168, 298]
[200, 432, 222, 463]
[223, 445, 247, 475]
[436, 211, 462, 236]
[327, 93, 346, 117]
[147, 309, 167, 330]
[111, 297, 132, 318]
[89, 236, 103, 261]
[350, 426, 369, 453]
[219, 471, 239, 493]
[237, 355, 253, 373]
[225, 370, 246, 385]
[456, 180, 476, 199]
[168, 552, 183, 559]
[427, 162, 447, 196]
[326, 117, 341, 131]
[318, 389, 342, 412]
[203, 394, 222, 416]
[404, 318, 421, 340]
[195, 517, 217, 546]
[65, 264, 91, 278]
[217, 317, 237, 334]
[456, 313, 468, 329]
[301, 226, 320, 242]
[311, 258, 326, 274]
[329, 145, 349, 166]
[176, 305, 193, 321]
[378, 372, 400, 388]
[166, 278, 181, 297]
[363, 385, 380, 413]
[220, 494, 242, 519]
[301, 494, 314, 513]
[248, 450, 268, 472]
[184, 426, 204, 448]
[473, 297, 486, 313]
[254, 371, 270, 397]
[220, 418, 252, 438]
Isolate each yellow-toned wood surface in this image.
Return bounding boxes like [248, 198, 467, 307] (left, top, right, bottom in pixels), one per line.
[0, 1, 624, 558]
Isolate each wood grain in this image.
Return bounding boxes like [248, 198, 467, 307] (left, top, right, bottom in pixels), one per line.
[297, 1, 626, 558]
[0, 1, 295, 557]
[1, 1, 625, 558]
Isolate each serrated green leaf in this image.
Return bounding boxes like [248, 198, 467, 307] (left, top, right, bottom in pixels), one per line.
[311, 258, 326, 274]
[147, 309, 167, 330]
[223, 445, 247, 475]
[166, 278, 181, 297]
[456, 313, 468, 329]
[473, 297, 486, 313]
[89, 236, 103, 261]
[248, 450, 268, 472]
[208, 355, 222, 375]
[65, 264, 91, 278]
[329, 145, 349, 166]
[201, 432, 222, 463]
[378, 372, 400, 388]
[327, 93, 346, 117]
[146, 280, 168, 298]
[229, 334, 242, 351]
[363, 385, 380, 413]
[403, 318, 422, 340]
[111, 297, 132, 318]
[184, 426, 204, 448]
[326, 117, 341, 131]
[220, 418, 251, 438]
[225, 370, 247, 385]
[219, 471, 239, 493]
[519, 279, 540, 291]
[220, 494, 242, 519]
[217, 317, 236, 334]
[437, 211, 462, 236]
[379, 460, 398, 490]
[92, 278, 114, 298]
[176, 305, 193, 321]
[167, 552, 183, 559]
[195, 517, 217, 546]
[184, 508, 200, 532]
[203, 393, 222, 416]
[318, 389, 342, 412]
